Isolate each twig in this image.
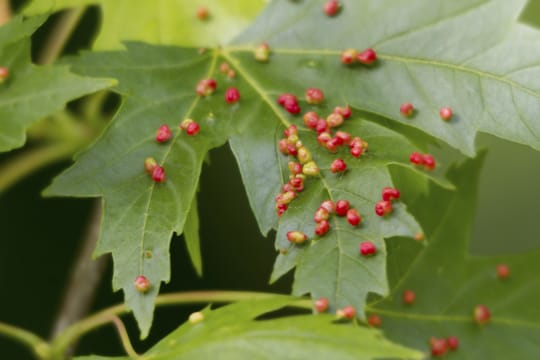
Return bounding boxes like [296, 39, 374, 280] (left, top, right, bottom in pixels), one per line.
[110, 316, 139, 358]
[0, 322, 51, 359]
[50, 291, 311, 356]
[0, 0, 11, 25]
[37, 6, 86, 65]
[49, 201, 108, 357]
[0, 141, 79, 194]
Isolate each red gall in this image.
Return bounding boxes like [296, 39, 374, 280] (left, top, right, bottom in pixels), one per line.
[287, 143, 298, 156]
[323, 0, 341, 17]
[315, 220, 330, 236]
[305, 87, 324, 104]
[317, 132, 332, 146]
[186, 121, 200, 136]
[400, 102, 414, 117]
[282, 183, 294, 193]
[330, 158, 347, 173]
[430, 337, 448, 357]
[196, 6, 209, 20]
[340, 49, 357, 65]
[402, 289, 416, 305]
[409, 151, 423, 165]
[196, 78, 217, 96]
[315, 119, 329, 134]
[375, 200, 393, 216]
[289, 177, 304, 192]
[297, 147, 312, 164]
[474, 304, 491, 325]
[278, 93, 297, 106]
[279, 191, 296, 205]
[346, 208, 361, 226]
[284, 124, 298, 137]
[276, 203, 288, 216]
[422, 154, 436, 170]
[335, 199, 350, 216]
[303, 111, 320, 129]
[152, 166, 166, 183]
[350, 146, 363, 158]
[447, 336, 459, 351]
[367, 314, 382, 327]
[219, 62, 230, 73]
[357, 48, 377, 65]
[284, 97, 301, 114]
[382, 187, 400, 201]
[326, 113, 343, 128]
[336, 306, 355, 320]
[334, 105, 352, 119]
[325, 138, 342, 153]
[320, 200, 335, 214]
[335, 131, 352, 145]
[278, 139, 288, 154]
[287, 231, 308, 244]
[314, 297, 329, 313]
[359, 241, 376, 256]
[134, 275, 151, 293]
[439, 107, 453, 121]
[314, 207, 330, 223]
[0, 66, 8, 82]
[496, 263, 510, 279]
[288, 161, 303, 175]
[225, 87, 241, 104]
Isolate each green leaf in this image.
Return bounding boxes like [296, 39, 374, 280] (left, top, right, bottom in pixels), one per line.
[45, 44, 233, 338]
[24, 0, 266, 50]
[0, 16, 114, 152]
[46, 0, 540, 339]
[77, 297, 424, 360]
[366, 153, 540, 358]
[265, 120, 425, 317]
[74, 357, 128, 360]
[184, 196, 202, 276]
[233, 0, 540, 156]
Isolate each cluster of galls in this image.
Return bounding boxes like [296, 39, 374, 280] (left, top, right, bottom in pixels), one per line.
[341, 48, 377, 66]
[375, 186, 400, 217]
[315, 199, 362, 237]
[430, 336, 459, 357]
[219, 62, 235, 79]
[314, 297, 356, 321]
[409, 151, 436, 170]
[275, 125, 316, 216]
[144, 119, 201, 183]
[303, 106, 368, 161]
[196, 77, 241, 104]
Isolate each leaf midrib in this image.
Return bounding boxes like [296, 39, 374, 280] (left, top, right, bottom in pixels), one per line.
[222, 49, 376, 306]
[137, 49, 219, 275]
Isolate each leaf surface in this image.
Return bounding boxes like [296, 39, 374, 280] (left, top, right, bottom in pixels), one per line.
[0, 16, 114, 152]
[24, 0, 266, 49]
[366, 154, 540, 359]
[233, 0, 540, 156]
[75, 297, 424, 360]
[46, 0, 540, 338]
[45, 44, 233, 338]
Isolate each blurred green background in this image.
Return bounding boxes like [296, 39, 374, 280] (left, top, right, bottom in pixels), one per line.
[1, 1, 540, 358]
